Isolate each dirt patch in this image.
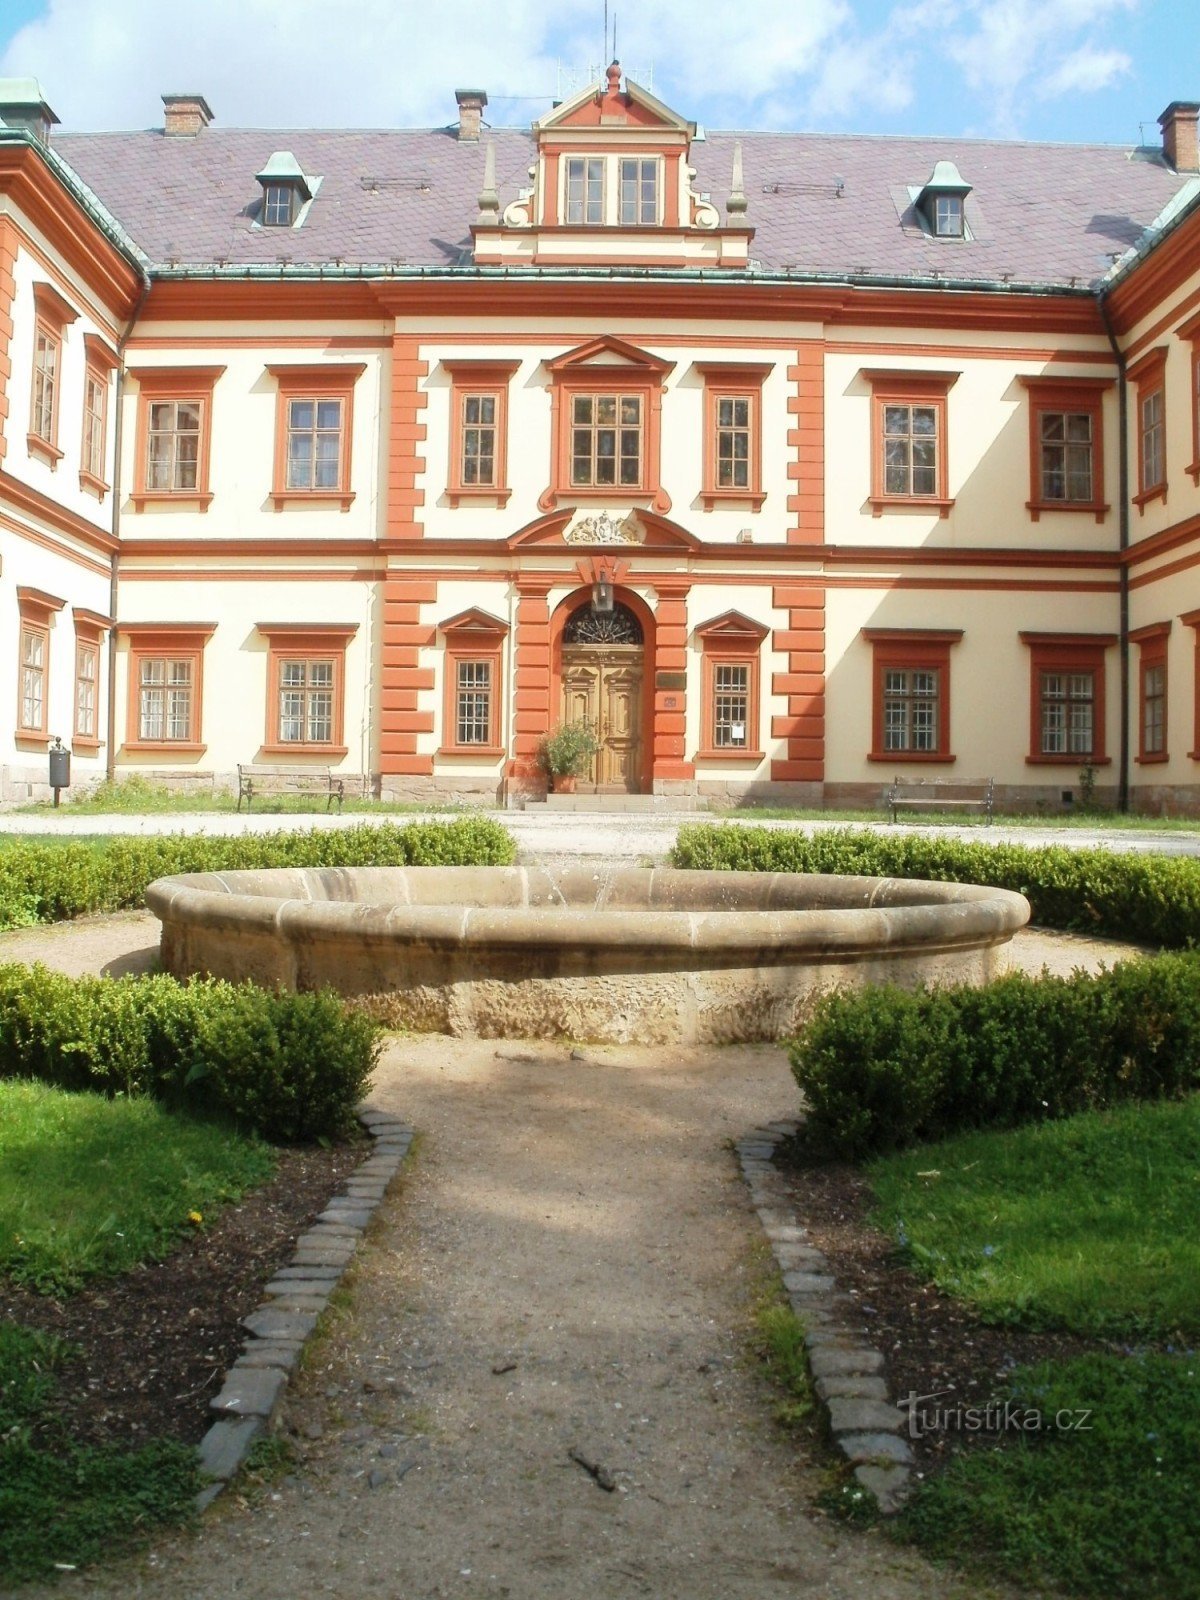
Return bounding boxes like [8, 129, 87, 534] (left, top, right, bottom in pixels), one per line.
[1, 1140, 364, 1451]
[775, 1146, 1113, 1471]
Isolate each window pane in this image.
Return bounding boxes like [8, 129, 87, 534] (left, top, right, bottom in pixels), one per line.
[883, 664, 940, 752]
[456, 659, 492, 745]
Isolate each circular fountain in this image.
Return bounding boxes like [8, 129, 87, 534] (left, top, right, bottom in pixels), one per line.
[145, 864, 1029, 1045]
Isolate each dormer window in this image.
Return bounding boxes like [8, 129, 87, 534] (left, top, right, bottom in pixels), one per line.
[619, 159, 658, 225]
[255, 151, 314, 229]
[563, 153, 662, 226]
[566, 158, 604, 224]
[914, 161, 972, 240]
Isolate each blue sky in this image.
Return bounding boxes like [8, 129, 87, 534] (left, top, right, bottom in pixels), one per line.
[0, 0, 1195, 145]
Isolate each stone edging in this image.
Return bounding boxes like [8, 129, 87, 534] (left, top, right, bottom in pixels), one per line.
[195, 1104, 414, 1509]
[735, 1122, 913, 1514]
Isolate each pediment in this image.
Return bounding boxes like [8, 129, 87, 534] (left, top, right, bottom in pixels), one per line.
[509, 507, 700, 551]
[544, 335, 675, 377]
[437, 606, 508, 637]
[694, 609, 770, 643]
[535, 72, 694, 138]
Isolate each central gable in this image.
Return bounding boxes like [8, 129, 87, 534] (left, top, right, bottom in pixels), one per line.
[535, 63, 695, 139]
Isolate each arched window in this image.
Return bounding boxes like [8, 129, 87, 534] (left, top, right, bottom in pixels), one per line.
[563, 602, 644, 646]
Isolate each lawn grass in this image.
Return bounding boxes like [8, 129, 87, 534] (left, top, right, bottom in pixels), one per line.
[0, 1320, 198, 1586]
[0, 1079, 276, 1294]
[868, 1096, 1200, 1338]
[17, 774, 474, 816]
[721, 804, 1200, 832]
[894, 1352, 1200, 1599]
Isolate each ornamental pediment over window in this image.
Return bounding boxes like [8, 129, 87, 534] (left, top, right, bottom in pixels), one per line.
[471, 61, 752, 270]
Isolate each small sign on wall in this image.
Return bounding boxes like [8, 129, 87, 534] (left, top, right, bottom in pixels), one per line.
[656, 671, 687, 690]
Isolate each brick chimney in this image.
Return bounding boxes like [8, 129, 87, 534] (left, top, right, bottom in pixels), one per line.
[454, 89, 487, 142]
[162, 93, 214, 137]
[1159, 101, 1200, 172]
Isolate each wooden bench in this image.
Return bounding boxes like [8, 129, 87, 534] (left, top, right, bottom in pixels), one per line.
[237, 763, 344, 813]
[886, 776, 994, 825]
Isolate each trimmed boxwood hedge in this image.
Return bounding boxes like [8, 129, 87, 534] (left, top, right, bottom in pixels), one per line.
[0, 816, 516, 931]
[789, 955, 1200, 1159]
[671, 823, 1200, 948]
[0, 964, 378, 1142]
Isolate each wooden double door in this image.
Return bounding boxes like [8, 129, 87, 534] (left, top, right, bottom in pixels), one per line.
[560, 644, 644, 792]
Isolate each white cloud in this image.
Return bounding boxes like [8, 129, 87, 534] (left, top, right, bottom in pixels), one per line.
[1037, 46, 1131, 99]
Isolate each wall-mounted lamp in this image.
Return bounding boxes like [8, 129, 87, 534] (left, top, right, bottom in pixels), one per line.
[592, 574, 614, 614]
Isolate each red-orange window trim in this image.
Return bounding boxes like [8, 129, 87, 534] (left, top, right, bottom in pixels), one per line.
[862, 369, 959, 518]
[266, 363, 365, 511]
[15, 586, 66, 744]
[538, 336, 675, 513]
[437, 608, 509, 757]
[861, 626, 962, 764]
[1180, 309, 1200, 485]
[119, 622, 217, 754]
[1181, 608, 1200, 760]
[443, 359, 519, 507]
[695, 611, 769, 761]
[28, 284, 77, 468]
[79, 334, 118, 499]
[71, 604, 112, 750]
[1018, 375, 1112, 523]
[1128, 345, 1168, 513]
[1020, 631, 1116, 766]
[695, 362, 771, 511]
[257, 623, 358, 757]
[1130, 620, 1171, 765]
[128, 366, 225, 512]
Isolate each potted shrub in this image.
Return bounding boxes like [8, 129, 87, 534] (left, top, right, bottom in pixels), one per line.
[538, 720, 600, 793]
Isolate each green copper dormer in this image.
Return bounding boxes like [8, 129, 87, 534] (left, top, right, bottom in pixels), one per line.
[0, 77, 59, 146]
[915, 160, 972, 238]
[255, 151, 314, 228]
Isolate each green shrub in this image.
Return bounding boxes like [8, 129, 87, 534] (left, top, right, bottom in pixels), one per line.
[672, 823, 1200, 947]
[790, 954, 1200, 1158]
[0, 817, 516, 931]
[0, 965, 378, 1142]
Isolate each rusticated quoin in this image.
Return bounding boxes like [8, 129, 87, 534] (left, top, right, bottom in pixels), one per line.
[145, 865, 1030, 1045]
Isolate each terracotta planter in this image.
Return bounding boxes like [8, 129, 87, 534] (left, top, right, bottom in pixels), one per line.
[550, 773, 577, 794]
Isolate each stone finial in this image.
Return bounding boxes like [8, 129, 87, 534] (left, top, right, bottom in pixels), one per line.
[477, 141, 500, 221]
[727, 140, 748, 218]
[606, 60, 622, 94]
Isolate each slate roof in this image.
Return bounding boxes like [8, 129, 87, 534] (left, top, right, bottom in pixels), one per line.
[52, 123, 1194, 290]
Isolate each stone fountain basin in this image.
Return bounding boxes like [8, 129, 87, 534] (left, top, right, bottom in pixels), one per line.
[145, 865, 1029, 1045]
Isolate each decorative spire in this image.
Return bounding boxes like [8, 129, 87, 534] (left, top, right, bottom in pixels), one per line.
[726, 141, 748, 218]
[606, 59, 622, 94]
[476, 141, 500, 222]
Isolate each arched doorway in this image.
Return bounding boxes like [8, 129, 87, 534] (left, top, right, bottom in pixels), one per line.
[560, 599, 644, 792]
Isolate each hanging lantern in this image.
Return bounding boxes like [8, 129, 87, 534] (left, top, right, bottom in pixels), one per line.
[592, 573, 614, 614]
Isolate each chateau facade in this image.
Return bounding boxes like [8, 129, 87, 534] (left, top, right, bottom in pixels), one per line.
[2, 71, 1200, 809]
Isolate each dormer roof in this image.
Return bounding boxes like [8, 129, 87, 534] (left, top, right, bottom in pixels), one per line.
[255, 150, 313, 202]
[534, 62, 695, 138]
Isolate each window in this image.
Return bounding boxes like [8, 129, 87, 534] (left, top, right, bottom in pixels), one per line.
[1131, 622, 1171, 764]
[258, 625, 356, 755]
[696, 611, 769, 762]
[75, 642, 98, 741]
[267, 364, 363, 509]
[863, 627, 962, 763]
[444, 359, 518, 505]
[541, 336, 674, 513]
[619, 158, 658, 225]
[27, 282, 78, 467]
[438, 608, 508, 756]
[1179, 310, 1200, 484]
[79, 336, 118, 498]
[934, 194, 964, 237]
[566, 158, 604, 224]
[1020, 377, 1111, 522]
[15, 587, 65, 742]
[1183, 608, 1200, 761]
[697, 362, 770, 509]
[1020, 632, 1115, 765]
[571, 394, 642, 487]
[129, 367, 224, 510]
[71, 607, 111, 751]
[263, 183, 296, 227]
[1128, 346, 1168, 511]
[863, 369, 959, 516]
[120, 623, 216, 752]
